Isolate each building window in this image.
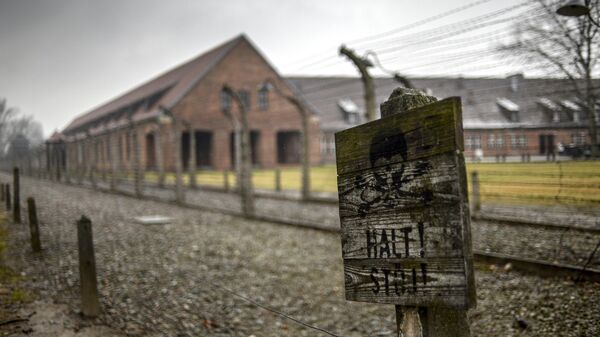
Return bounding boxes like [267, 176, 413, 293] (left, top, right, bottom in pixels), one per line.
[465, 135, 481, 150]
[258, 88, 268, 111]
[571, 132, 586, 145]
[238, 90, 250, 110]
[487, 134, 495, 148]
[496, 135, 504, 148]
[511, 135, 527, 149]
[488, 134, 504, 149]
[320, 134, 336, 155]
[220, 90, 231, 112]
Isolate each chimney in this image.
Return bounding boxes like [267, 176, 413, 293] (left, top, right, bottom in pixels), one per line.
[507, 73, 524, 93]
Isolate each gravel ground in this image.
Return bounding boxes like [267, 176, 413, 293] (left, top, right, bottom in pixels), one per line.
[86, 176, 600, 269]
[472, 220, 600, 270]
[2, 173, 600, 336]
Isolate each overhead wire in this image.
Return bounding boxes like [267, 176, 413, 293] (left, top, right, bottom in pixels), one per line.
[283, 0, 497, 71]
[286, 0, 537, 73]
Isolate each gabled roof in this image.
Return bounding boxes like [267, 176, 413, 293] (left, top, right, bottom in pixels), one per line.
[63, 34, 247, 134]
[286, 76, 599, 131]
[47, 131, 65, 143]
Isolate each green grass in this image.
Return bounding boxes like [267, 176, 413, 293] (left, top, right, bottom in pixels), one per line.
[466, 161, 600, 206]
[0, 212, 31, 306]
[132, 161, 600, 207]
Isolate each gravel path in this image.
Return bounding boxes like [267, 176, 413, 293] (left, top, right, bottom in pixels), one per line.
[2, 173, 600, 337]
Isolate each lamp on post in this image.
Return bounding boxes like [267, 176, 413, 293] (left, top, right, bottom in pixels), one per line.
[557, 0, 599, 26]
[557, 0, 600, 158]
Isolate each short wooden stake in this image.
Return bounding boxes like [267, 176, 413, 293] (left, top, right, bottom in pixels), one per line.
[27, 197, 41, 252]
[471, 171, 481, 213]
[13, 167, 21, 223]
[275, 168, 282, 192]
[76, 216, 101, 317]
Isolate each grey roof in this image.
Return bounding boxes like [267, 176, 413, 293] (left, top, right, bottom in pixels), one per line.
[286, 75, 599, 131]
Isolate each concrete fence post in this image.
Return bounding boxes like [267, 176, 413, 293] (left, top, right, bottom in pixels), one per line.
[5, 184, 11, 211]
[27, 197, 41, 252]
[223, 170, 230, 192]
[109, 132, 118, 191]
[65, 144, 71, 184]
[275, 168, 282, 192]
[131, 129, 143, 197]
[471, 171, 481, 213]
[76, 216, 101, 317]
[155, 128, 165, 188]
[173, 122, 185, 204]
[188, 128, 197, 189]
[13, 167, 21, 223]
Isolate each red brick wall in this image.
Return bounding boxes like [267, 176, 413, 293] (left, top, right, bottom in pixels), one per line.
[159, 39, 322, 171]
[463, 128, 590, 159]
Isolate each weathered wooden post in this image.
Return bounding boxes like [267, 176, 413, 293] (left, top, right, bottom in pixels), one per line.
[27, 197, 41, 252]
[76, 216, 101, 317]
[5, 184, 10, 211]
[335, 88, 476, 337]
[0, 183, 4, 202]
[470, 171, 481, 213]
[13, 167, 21, 223]
[274, 168, 282, 192]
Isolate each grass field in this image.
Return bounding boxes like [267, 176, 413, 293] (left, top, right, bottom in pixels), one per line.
[140, 161, 600, 207]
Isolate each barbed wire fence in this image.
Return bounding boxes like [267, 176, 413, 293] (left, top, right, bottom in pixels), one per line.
[0, 165, 353, 336]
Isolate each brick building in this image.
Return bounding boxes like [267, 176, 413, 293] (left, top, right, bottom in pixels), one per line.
[287, 75, 598, 162]
[57, 35, 597, 172]
[60, 34, 321, 173]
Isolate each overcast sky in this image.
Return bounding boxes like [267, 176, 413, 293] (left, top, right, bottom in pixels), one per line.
[0, 0, 525, 136]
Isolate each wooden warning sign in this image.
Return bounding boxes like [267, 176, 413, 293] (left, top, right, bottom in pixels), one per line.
[335, 96, 475, 309]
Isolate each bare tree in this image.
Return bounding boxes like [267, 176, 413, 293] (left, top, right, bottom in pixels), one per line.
[0, 98, 18, 155]
[0, 98, 45, 168]
[6, 115, 44, 146]
[500, 0, 600, 157]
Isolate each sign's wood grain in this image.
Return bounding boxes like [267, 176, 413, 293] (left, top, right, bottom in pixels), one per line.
[335, 96, 475, 309]
[335, 98, 462, 176]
